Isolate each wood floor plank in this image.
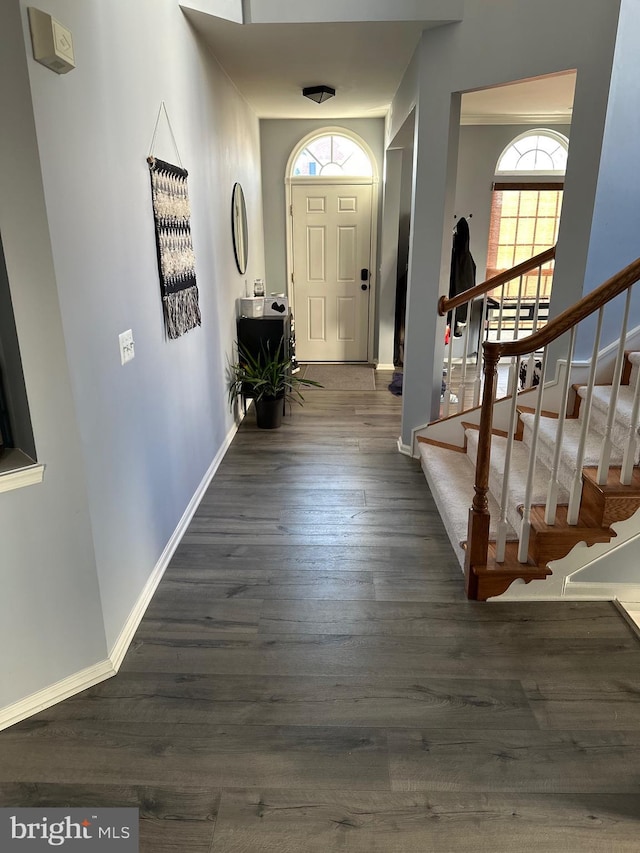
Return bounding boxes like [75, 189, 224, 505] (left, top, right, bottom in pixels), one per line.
[196, 488, 366, 509]
[389, 728, 640, 792]
[276, 507, 442, 528]
[142, 597, 262, 633]
[181, 531, 450, 546]
[156, 571, 377, 601]
[211, 788, 640, 853]
[167, 553, 455, 575]
[33, 672, 538, 730]
[258, 600, 633, 638]
[0, 721, 390, 790]
[373, 572, 468, 601]
[121, 632, 640, 682]
[184, 511, 445, 537]
[522, 677, 640, 730]
[0, 783, 219, 853]
[169, 542, 449, 571]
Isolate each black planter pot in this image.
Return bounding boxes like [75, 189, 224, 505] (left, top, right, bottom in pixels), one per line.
[255, 395, 284, 429]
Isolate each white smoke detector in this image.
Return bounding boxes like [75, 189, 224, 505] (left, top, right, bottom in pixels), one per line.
[28, 7, 75, 75]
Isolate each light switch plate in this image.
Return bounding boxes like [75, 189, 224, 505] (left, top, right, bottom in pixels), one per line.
[119, 330, 135, 365]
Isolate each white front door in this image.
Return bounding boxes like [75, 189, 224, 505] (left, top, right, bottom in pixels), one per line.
[291, 183, 372, 362]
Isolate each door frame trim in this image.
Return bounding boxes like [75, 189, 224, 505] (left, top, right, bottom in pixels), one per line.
[284, 129, 379, 363]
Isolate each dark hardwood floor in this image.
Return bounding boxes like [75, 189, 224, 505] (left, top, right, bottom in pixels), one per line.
[1, 371, 640, 851]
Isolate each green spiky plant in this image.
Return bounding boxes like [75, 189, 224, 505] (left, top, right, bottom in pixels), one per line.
[228, 339, 322, 411]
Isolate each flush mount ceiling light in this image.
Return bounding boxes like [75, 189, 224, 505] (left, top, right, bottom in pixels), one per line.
[302, 85, 336, 104]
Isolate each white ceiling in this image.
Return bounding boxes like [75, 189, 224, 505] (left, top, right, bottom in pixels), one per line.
[183, 9, 576, 125]
[462, 72, 576, 126]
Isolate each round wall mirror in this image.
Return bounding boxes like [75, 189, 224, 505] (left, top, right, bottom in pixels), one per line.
[231, 182, 248, 274]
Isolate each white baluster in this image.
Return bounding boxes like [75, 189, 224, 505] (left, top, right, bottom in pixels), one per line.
[496, 283, 505, 343]
[521, 266, 545, 391]
[507, 358, 518, 399]
[496, 357, 522, 562]
[508, 275, 525, 396]
[472, 298, 485, 409]
[567, 308, 604, 524]
[545, 327, 577, 524]
[514, 273, 524, 343]
[457, 319, 471, 412]
[444, 306, 455, 417]
[531, 264, 543, 332]
[597, 287, 632, 485]
[621, 356, 640, 485]
[518, 350, 548, 563]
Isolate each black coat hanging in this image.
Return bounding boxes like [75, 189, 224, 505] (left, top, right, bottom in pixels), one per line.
[448, 217, 476, 326]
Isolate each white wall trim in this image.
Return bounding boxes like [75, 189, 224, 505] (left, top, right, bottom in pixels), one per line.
[0, 658, 115, 732]
[284, 126, 381, 364]
[376, 363, 396, 370]
[0, 417, 242, 731]
[0, 448, 45, 494]
[0, 462, 45, 494]
[461, 112, 573, 127]
[397, 437, 414, 457]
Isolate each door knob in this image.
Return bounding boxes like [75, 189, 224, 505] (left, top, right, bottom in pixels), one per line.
[361, 283, 368, 291]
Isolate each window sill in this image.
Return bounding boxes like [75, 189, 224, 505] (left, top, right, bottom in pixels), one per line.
[0, 448, 45, 494]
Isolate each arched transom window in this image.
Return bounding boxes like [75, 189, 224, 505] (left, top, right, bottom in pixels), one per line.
[292, 134, 373, 177]
[496, 129, 569, 175]
[487, 129, 569, 317]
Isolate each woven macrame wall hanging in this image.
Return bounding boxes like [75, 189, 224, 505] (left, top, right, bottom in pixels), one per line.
[147, 104, 201, 339]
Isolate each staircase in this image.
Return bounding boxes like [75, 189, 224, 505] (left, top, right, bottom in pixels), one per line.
[416, 254, 640, 605]
[419, 351, 640, 599]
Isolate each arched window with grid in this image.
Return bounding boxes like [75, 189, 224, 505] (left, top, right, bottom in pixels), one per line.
[291, 133, 373, 178]
[487, 130, 568, 331]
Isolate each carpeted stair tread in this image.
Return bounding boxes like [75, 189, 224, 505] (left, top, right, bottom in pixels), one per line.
[465, 428, 564, 534]
[520, 411, 626, 493]
[418, 442, 516, 569]
[576, 384, 640, 455]
[628, 352, 640, 388]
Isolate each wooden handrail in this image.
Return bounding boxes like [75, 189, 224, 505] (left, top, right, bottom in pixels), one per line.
[465, 253, 640, 599]
[484, 255, 640, 361]
[438, 246, 556, 317]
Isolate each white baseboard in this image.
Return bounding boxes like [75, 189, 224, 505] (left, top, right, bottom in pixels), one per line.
[614, 599, 640, 639]
[376, 363, 396, 371]
[397, 437, 415, 457]
[0, 659, 115, 732]
[109, 419, 237, 669]
[0, 418, 241, 732]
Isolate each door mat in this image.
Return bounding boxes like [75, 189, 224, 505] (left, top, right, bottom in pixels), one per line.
[301, 364, 376, 391]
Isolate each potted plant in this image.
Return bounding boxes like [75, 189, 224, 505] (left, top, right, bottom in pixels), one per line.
[228, 339, 321, 429]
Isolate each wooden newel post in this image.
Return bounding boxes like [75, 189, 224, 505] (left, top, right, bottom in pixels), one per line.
[464, 344, 501, 598]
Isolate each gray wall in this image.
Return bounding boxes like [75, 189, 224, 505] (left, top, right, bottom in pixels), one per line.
[577, 0, 640, 353]
[0, 0, 264, 711]
[260, 118, 384, 354]
[0, 0, 107, 705]
[389, 0, 622, 443]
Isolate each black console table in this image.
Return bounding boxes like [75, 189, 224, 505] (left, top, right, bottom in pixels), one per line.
[236, 314, 297, 413]
[236, 315, 293, 365]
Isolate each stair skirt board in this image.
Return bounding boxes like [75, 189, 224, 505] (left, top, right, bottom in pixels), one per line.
[418, 442, 517, 571]
[418, 351, 640, 601]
